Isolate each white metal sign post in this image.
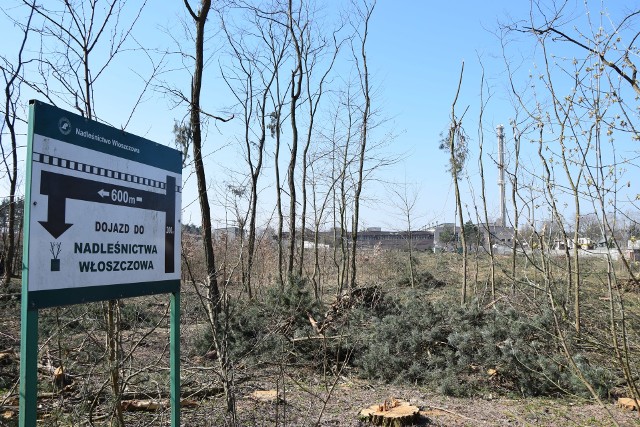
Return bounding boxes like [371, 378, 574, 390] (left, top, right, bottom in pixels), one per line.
[20, 100, 182, 426]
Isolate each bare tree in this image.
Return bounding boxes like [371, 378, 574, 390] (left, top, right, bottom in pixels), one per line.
[501, 0, 640, 415]
[307, 95, 357, 298]
[24, 0, 146, 119]
[285, 0, 304, 278]
[386, 181, 420, 287]
[307, 144, 339, 298]
[440, 62, 469, 304]
[298, 18, 343, 279]
[270, 67, 288, 287]
[475, 60, 496, 298]
[524, 7, 640, 97]
[329, 88, 356, 294]
[182, 0, 233, 312]
[220, 4, 288, 298]
[349, 0, 374, 289]
[0, 3, 34, 288]
[182, 0, 235, 416]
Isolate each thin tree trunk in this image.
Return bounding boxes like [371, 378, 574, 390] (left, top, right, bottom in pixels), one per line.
[106, 300, 125, 427]
[1, 18, 32, 285]
[185, 0, 220, 308]
[274, 102, 285, 287]
[185, 0, 234, 414]
[510, 124, 520, 294]
[447, 62, 467, 304]
[299, 27, 341, 281]
[287, 0, 303, 279]
[407, 217, 415, 288]
[337, 93, 353, 295]
[476, 69, 495, 298]
[275, 140, 285, 286]
[350, 1, 374, 289]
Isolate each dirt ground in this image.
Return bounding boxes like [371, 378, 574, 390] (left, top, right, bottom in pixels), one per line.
[2, 287, 640, 426]
[180, 375, 640, 427]
[6, 375, 635, 426]
[3, 343, 640, 426]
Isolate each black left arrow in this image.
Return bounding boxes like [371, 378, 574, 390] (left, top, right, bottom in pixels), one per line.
[38, 194, 73, 239]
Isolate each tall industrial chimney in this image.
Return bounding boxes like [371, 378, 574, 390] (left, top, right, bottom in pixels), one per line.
[497, 124, 506, 227]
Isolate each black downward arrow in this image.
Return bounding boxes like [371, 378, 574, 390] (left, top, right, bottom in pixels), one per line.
[38, 195, 73, 239]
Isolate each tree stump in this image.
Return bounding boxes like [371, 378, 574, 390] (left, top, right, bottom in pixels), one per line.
[359, 398, 420, 427]
[0, 351, 15, 365]
[247, 389, 283, 404]
[617, 397, 639, 411]
[120, 398, 198, 412]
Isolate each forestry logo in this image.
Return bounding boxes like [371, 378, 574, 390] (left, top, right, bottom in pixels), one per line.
[58, 117, 72, 135]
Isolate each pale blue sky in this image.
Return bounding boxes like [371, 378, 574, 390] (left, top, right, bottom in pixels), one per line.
[3, 0, 638, 231]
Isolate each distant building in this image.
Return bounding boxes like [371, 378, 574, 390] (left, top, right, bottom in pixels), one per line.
[627, 239, 640, 261]
[428, 222, 517, 253]
[280, 227, 435, 251]
[577, 237, 594, 250]
[356, 228, 434, 251]
[481, 223, 515, 248]
[274, 222, 521, 253]
[213, 226, 243, 241]
[428, 223, 458, 252]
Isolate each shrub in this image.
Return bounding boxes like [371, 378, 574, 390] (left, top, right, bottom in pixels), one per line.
[196, 276, 323, 365]
[350, 290, 617, 398]
[397, 270, 446, 289]
[195, 278, 618, 399]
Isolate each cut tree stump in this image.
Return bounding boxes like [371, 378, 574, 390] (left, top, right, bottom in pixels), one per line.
[121, 399, 162, 412]
[617, 397, 639, 411]
[359, 398, 420, 427]
[2, 410, 16, 421]
[247, 389, 283, 404]
[0, 351, 15, 365]
[120, 399, 198, 412]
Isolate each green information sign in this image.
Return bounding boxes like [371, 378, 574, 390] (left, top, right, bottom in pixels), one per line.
[20, 100, 182, 426]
